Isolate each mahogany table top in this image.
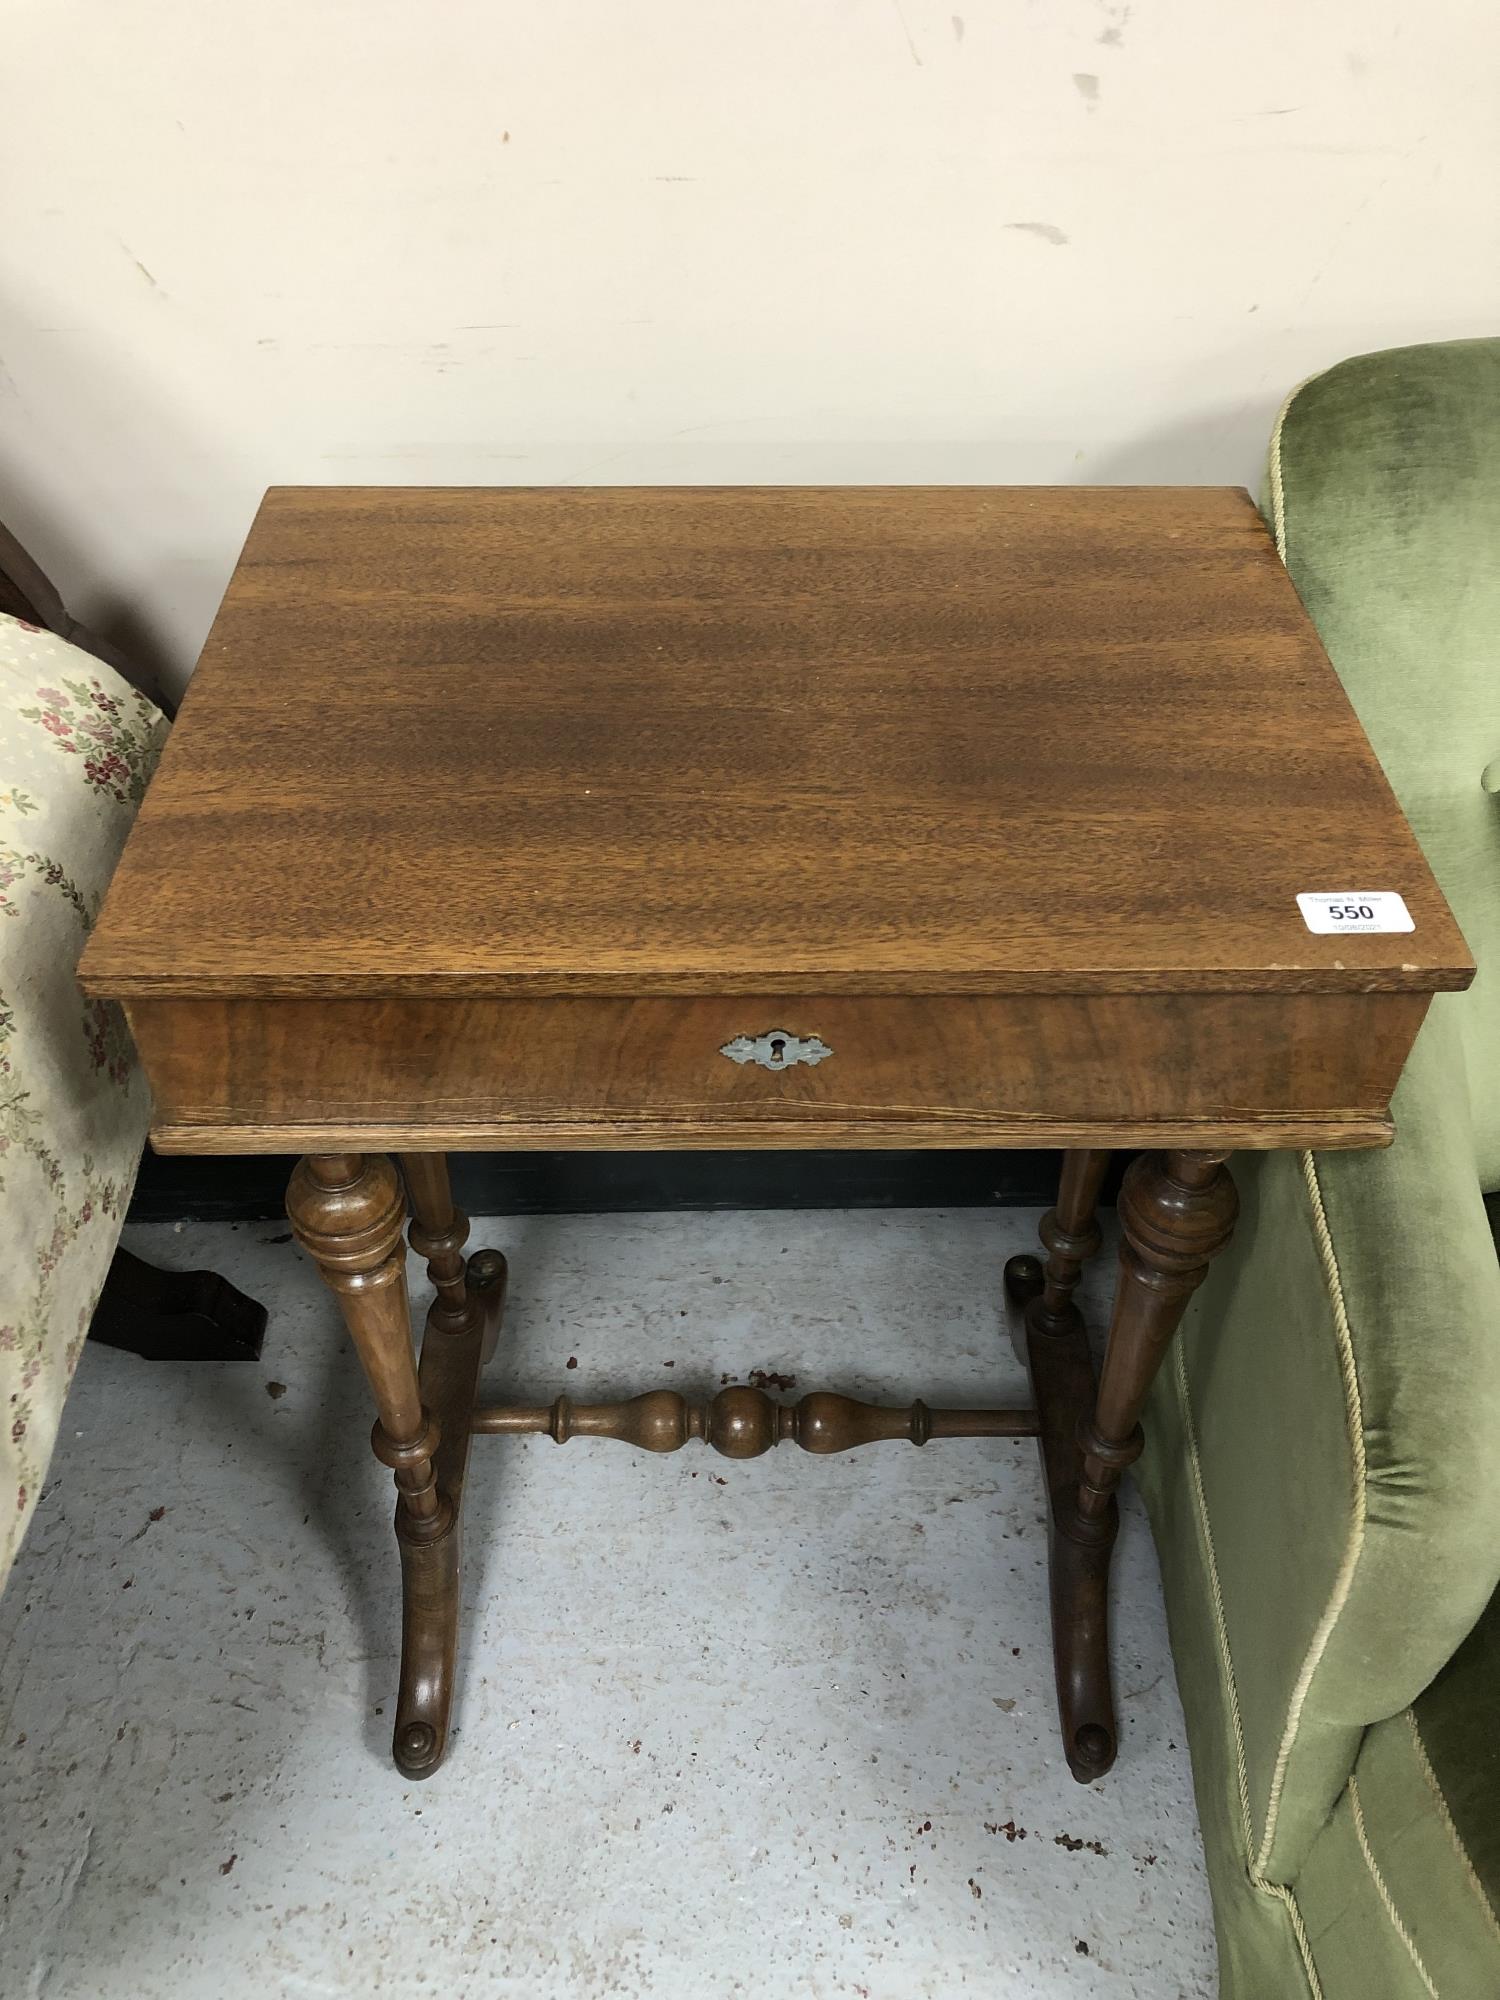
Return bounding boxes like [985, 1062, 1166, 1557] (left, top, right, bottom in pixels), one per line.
[82, 484, 1470, 1003]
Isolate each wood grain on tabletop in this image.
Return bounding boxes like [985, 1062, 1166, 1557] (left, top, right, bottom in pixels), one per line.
[78, 485, 1472, 1001]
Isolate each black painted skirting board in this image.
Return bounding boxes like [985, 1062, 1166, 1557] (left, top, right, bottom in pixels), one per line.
[128, 1147, 1118, 1225]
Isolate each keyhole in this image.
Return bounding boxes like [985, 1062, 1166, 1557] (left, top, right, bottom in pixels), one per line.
[769, 1037, 787, 1065]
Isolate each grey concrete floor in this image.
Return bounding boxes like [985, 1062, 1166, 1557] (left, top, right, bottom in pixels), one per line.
[0, 1208, 1215, 1999]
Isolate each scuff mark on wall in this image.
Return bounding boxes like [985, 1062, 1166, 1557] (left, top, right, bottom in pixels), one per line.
[1005, 221, 1070, 246]
[951, 14, 964, 41]
[1073, 73, 1101, 110]
[1097, 3, 1131, 48]
[891, 0, 923, 67]
[121, 245, 163, 293]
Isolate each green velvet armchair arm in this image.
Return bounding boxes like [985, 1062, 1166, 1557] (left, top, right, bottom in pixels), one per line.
[1150, 998, 1500, 1882]
[1138, 337, 1500, 1999]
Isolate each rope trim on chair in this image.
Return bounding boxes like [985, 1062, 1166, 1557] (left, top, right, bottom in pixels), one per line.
[1407, 1709, 1500, 1944]
[1350, 1775, 1439, 1997]
[1254, 1152, 1370, 1876]
[1175, 1338, 1326, 1998]
[1267, 367, 1325, 566]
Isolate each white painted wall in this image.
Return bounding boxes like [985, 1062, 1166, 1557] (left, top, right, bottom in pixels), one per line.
[2, 2, 1495, 695]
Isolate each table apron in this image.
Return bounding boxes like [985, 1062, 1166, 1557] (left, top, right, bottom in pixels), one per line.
[124, 990, 1427, 1154]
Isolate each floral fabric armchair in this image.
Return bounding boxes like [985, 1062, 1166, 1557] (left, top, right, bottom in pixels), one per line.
[1, 611, 168, 1586]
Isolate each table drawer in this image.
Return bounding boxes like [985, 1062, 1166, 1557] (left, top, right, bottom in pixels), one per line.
[126, 990, 1427, 1153]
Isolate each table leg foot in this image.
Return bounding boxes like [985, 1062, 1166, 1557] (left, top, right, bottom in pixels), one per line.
[391, 1249, 507, 1778]
[1002, 1253, 1043, 1367]
[1013, 1149, 1117, 1779]
[388, 1158, 509, 1778]
[1002, 1253, 1044, 1308]
[1024, 1285, 1117, 1781]
[468, 1247, 509, 1365]
[391, 1507, 461, 1778]
[1048, 1524, 1119, 1781]
[1043, 1149, 1237, 1783]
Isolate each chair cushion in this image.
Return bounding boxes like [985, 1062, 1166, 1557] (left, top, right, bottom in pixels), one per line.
[1295, 1610, 1500, 1995]
[1269, 336, 1500, 1187]
[0, 613, 166, 1590]
[1407, 1574, 1500, 1932]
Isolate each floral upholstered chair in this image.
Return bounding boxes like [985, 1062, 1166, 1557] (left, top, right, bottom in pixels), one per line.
[1, 520, 264, 1594]
[0, 598, 169, 1590]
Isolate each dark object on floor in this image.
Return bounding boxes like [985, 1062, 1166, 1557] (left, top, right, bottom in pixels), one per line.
[86, 1245, 267, 1362]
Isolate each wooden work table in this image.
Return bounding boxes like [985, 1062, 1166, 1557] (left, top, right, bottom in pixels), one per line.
[81, 485, 1471, 1783]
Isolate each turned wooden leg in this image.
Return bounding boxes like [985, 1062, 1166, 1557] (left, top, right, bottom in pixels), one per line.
[1048, 1148, 1238, 1781]
[1004, 1147, 1111, 1339]
[287, 1153, 459, 1779]
[403, 1153, 508, 1364]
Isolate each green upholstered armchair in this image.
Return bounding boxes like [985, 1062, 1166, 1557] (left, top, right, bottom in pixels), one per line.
[1138, 338, 1500, 1999]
